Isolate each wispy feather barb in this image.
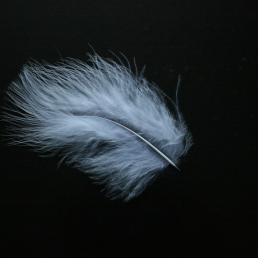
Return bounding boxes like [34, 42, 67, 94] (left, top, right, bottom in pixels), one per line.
[2, 54, 192, 201]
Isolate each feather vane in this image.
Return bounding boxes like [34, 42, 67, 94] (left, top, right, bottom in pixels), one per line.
[3, 54, 192, 201]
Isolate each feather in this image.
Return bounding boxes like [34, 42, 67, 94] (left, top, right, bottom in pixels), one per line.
[2, 54, 192, 201]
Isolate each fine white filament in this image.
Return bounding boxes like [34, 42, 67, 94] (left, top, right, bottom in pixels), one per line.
[3, 54, 192, 201]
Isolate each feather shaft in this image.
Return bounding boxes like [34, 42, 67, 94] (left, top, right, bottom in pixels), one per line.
[88, 115, 179, 169]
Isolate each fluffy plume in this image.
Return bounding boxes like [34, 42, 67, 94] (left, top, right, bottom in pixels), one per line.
[2, 54, 192, 201]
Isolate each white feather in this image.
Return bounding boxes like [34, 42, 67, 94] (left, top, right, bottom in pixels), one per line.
[3, 54, 192, 201]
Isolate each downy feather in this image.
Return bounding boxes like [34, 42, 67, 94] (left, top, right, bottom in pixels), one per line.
[2, 54, 192, 201]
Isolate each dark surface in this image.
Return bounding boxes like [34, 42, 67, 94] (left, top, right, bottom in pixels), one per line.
[0, 1, 255, 257]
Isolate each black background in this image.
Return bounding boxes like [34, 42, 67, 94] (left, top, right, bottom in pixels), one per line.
[0, 0, 256, 257]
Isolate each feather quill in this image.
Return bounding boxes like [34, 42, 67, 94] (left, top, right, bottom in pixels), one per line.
[2, 54, 192, 201]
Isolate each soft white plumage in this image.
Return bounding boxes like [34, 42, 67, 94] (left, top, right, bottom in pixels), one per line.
[3, 54, 192, 201]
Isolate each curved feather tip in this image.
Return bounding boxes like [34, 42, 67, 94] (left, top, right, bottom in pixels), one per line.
[2, 54, 192, 201]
